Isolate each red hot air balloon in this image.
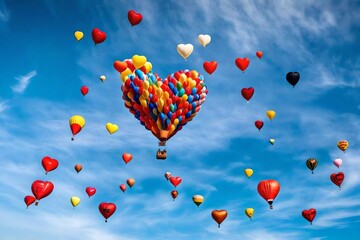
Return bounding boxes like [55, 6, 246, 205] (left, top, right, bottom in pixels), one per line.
[31, 180, 54, 206]
[80, 86, 89, 96]
[24, 195, 36, 208]
[98, 202, 116, 222]
[171, 190, 178, 201]
[255, 120, 264, 131]
[92, 28, 106, 45]
[330, 172, 344, 189]
[41, 156, 59, 174]
[85, 187, 96, 197]
[241, 87, 254, 102]
[302, 208, 316, 225]
[235, 58, 250, 72]
[119, 184, 126, 193]
[257, 180, 280, 209]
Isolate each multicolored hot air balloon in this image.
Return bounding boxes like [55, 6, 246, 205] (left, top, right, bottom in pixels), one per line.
[337, 140, 348, 152]
[192, 195, 204, 207]
[171, 190, 178, 201]
[69, 115, 85, 141]
[306, 158, 318, 174]
[257, 180, 280, 209]
[117, 56, 208, 159]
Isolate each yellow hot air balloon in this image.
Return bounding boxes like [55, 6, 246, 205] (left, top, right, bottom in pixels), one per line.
[70, 196, 80, 208]
[192, 195, 204, 207]
[337, 140, 348, 152]
[69, 115, 85, 141]
[245, 208, 255, 220]
[74, 31, 84, 41]
[244, 168, 254, 178]
[266, 110, 276, 121]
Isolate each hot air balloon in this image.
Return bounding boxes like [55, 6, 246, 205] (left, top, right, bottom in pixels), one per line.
[302, 208, 316, 225]
[266, 110, 276, 121]
[69, 115, 85, 141]
[171, 190, 178, 201]
[211, 210, 227, 228]
[74, 31, 83, 41]
[100, 75, 106, 82]
[337, 140, 348, 152]
[24, 195, 36, 208]
[118, 57, 208, 160]
[99, 202, 116, 222]
[75, 164, 82, 174]
[127, 178, 135, 188]
[333, 159, 342, 168]
[31, 180, 54, 206]
[119, 184, 126, 193]
[306, 158, 318, 174]
[41, 156, 58, 175]
[257, 180, 280, 209]
[70, 196, 80, 208]
[245, 208, 255, 220]
[269, 139, 275, 145]
[286, 72, 300, 87]
[85, 187, 96, 197]
[255, 120, 264, 131]
[244, 168, 254, 178]
[192, 195, 204, 207]
[330, 172, 344, 189]
[164, 172, 171, 181]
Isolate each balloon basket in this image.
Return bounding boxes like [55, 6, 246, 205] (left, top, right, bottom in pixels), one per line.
[310, 222, 312, 225]
[35, 202, 39, 206]
[105, 219, 107, 223]
[218, 224, 220, 228]
[71, 137, 74, 141]
[156, 149, 167, 160]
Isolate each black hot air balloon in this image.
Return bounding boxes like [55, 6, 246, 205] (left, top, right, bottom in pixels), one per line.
[286, 72, 300, 87]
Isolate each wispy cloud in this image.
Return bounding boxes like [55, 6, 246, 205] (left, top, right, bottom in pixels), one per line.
[12, 71, 37, 94]
[0, 0, 9, 22]
[0, 100, 8, 112]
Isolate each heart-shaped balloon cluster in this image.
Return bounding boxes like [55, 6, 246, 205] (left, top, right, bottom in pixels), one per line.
[117, 56, 208, 142]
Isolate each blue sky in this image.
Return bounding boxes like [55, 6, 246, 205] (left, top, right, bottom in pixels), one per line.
[0, 0, 360, 239]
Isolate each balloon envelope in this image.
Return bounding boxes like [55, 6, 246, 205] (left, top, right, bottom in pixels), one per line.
[337, 140, 348, 152]
[70, 196, 80, 207]
[257, 180, 280, 209]
[306, 158, 318, 174]
[333, 159, 342, 168]
[192, 195, 204, 207]
[244, 168, 254, 178]
[245, 208, 255, 219]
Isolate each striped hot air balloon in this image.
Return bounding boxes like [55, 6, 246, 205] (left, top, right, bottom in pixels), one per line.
[69, 115, 85, 141]
[192, 195, 204, 207]
[306, 158, 318, 174]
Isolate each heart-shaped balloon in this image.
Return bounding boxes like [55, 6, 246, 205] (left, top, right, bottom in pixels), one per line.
[24, 195, 36, 208]
[333, 159, 342, 168]
[128, 10, 142, 26]
[286, 72, 300, 87]
[330, 172, 344, 188]
[122, 153, 133, 164]
[120, 184, 126, 192]
[106, 123, 118, 134]
[211, 210, 228, 228]
[120, 58, 208, 144]
[241, 87, 254, 102]
[127, 178, 135, 188]
[177, 44, 194, 60]
[74, 31, 84, 41]
[31, 180, 54, 203]
[41, 156, 59, 174]
[114, 61, 128, 73]
[170, 176, 182, 188]
[302, 208, 316, 224]
[235, 58, 250, 72]
[256, 51, 263, 59]
[92, 28, 106, 45]
[198, 34, 211, 47]
[99, 202, 116, 222]
[255, 120, 264, 131]
[85, 187, 96, 197]
[80, 86, 89, 96]
[203, 61, 217, 75]
[269, 138, 275, 145]
[132, 55, 147, 69]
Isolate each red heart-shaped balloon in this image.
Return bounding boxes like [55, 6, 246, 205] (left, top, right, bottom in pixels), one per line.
[203, 61, 218, 75]
[256, 51, 263, 59]
[330, 172, 344, 188]
[170, 176, 182, 188]
[128, 10, 142, 26]
[122, 153, 133, 164]
[99, 202, 116, 222]
[235, 58, 250, 72]
[80, 86, 89, 96]
[31, 180, 54, 201]
[41, 156, 59, 174]
[302, 208, 316, 224]
[85, 187, 96, 197]
[241, 87, 254, 102]
[24, 195, 36, 208]
[114, 61, 128, 73]
[92, 28, 106, 45]
[119, 184, 126, 193]
[255, 120, 264, 131]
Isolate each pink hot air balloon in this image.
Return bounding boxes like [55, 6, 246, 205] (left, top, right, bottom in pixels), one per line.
[333, 159, 342, 168]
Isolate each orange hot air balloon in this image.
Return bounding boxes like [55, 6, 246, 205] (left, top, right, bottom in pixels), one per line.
[69, 115, 85, 141]
[337, 140, 348, 152]
[211, 210, 228, 228]
[75, 164, 82, 174]
[127, 178, 135, 188]
[257, 180, 280, 209]
[171, 190, 178, 201]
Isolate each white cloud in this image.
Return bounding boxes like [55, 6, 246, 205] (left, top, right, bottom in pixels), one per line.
[12, 71, 37, 93]
[0, 100, 8, 112]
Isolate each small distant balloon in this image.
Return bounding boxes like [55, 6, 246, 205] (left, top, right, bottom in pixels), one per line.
[302, 208, 316, 225]
[256, 51, 263, 59]
[245, 208, 255, 220]
[244, 168, 254, 178]
[85, 187, 96, 197]
[192, 195, 204, 207]
[80, 86, 89, 96]
[337, 140, 348, 152]
[74, 31, 84, 41]
[306, 158, 318, 174]
[286, 72, 300, 87]
[75, 164, 82, 174]
[70, 196, 80, 208]
[120, 184, 126, 193]
[266, 110, 276, 121]
[269, 139, 275, 145]
[171, 190, 178, 201]
[100, 75, 106, 82]
[333, 159, 342, 168]
[24, 195, 36, 208]
[198, 34, 211, 47]
[164, 172, 171, 181]
[127, 178, 135, 188]
[211, 210, 228, 228]
[255, 120, 264, 131]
